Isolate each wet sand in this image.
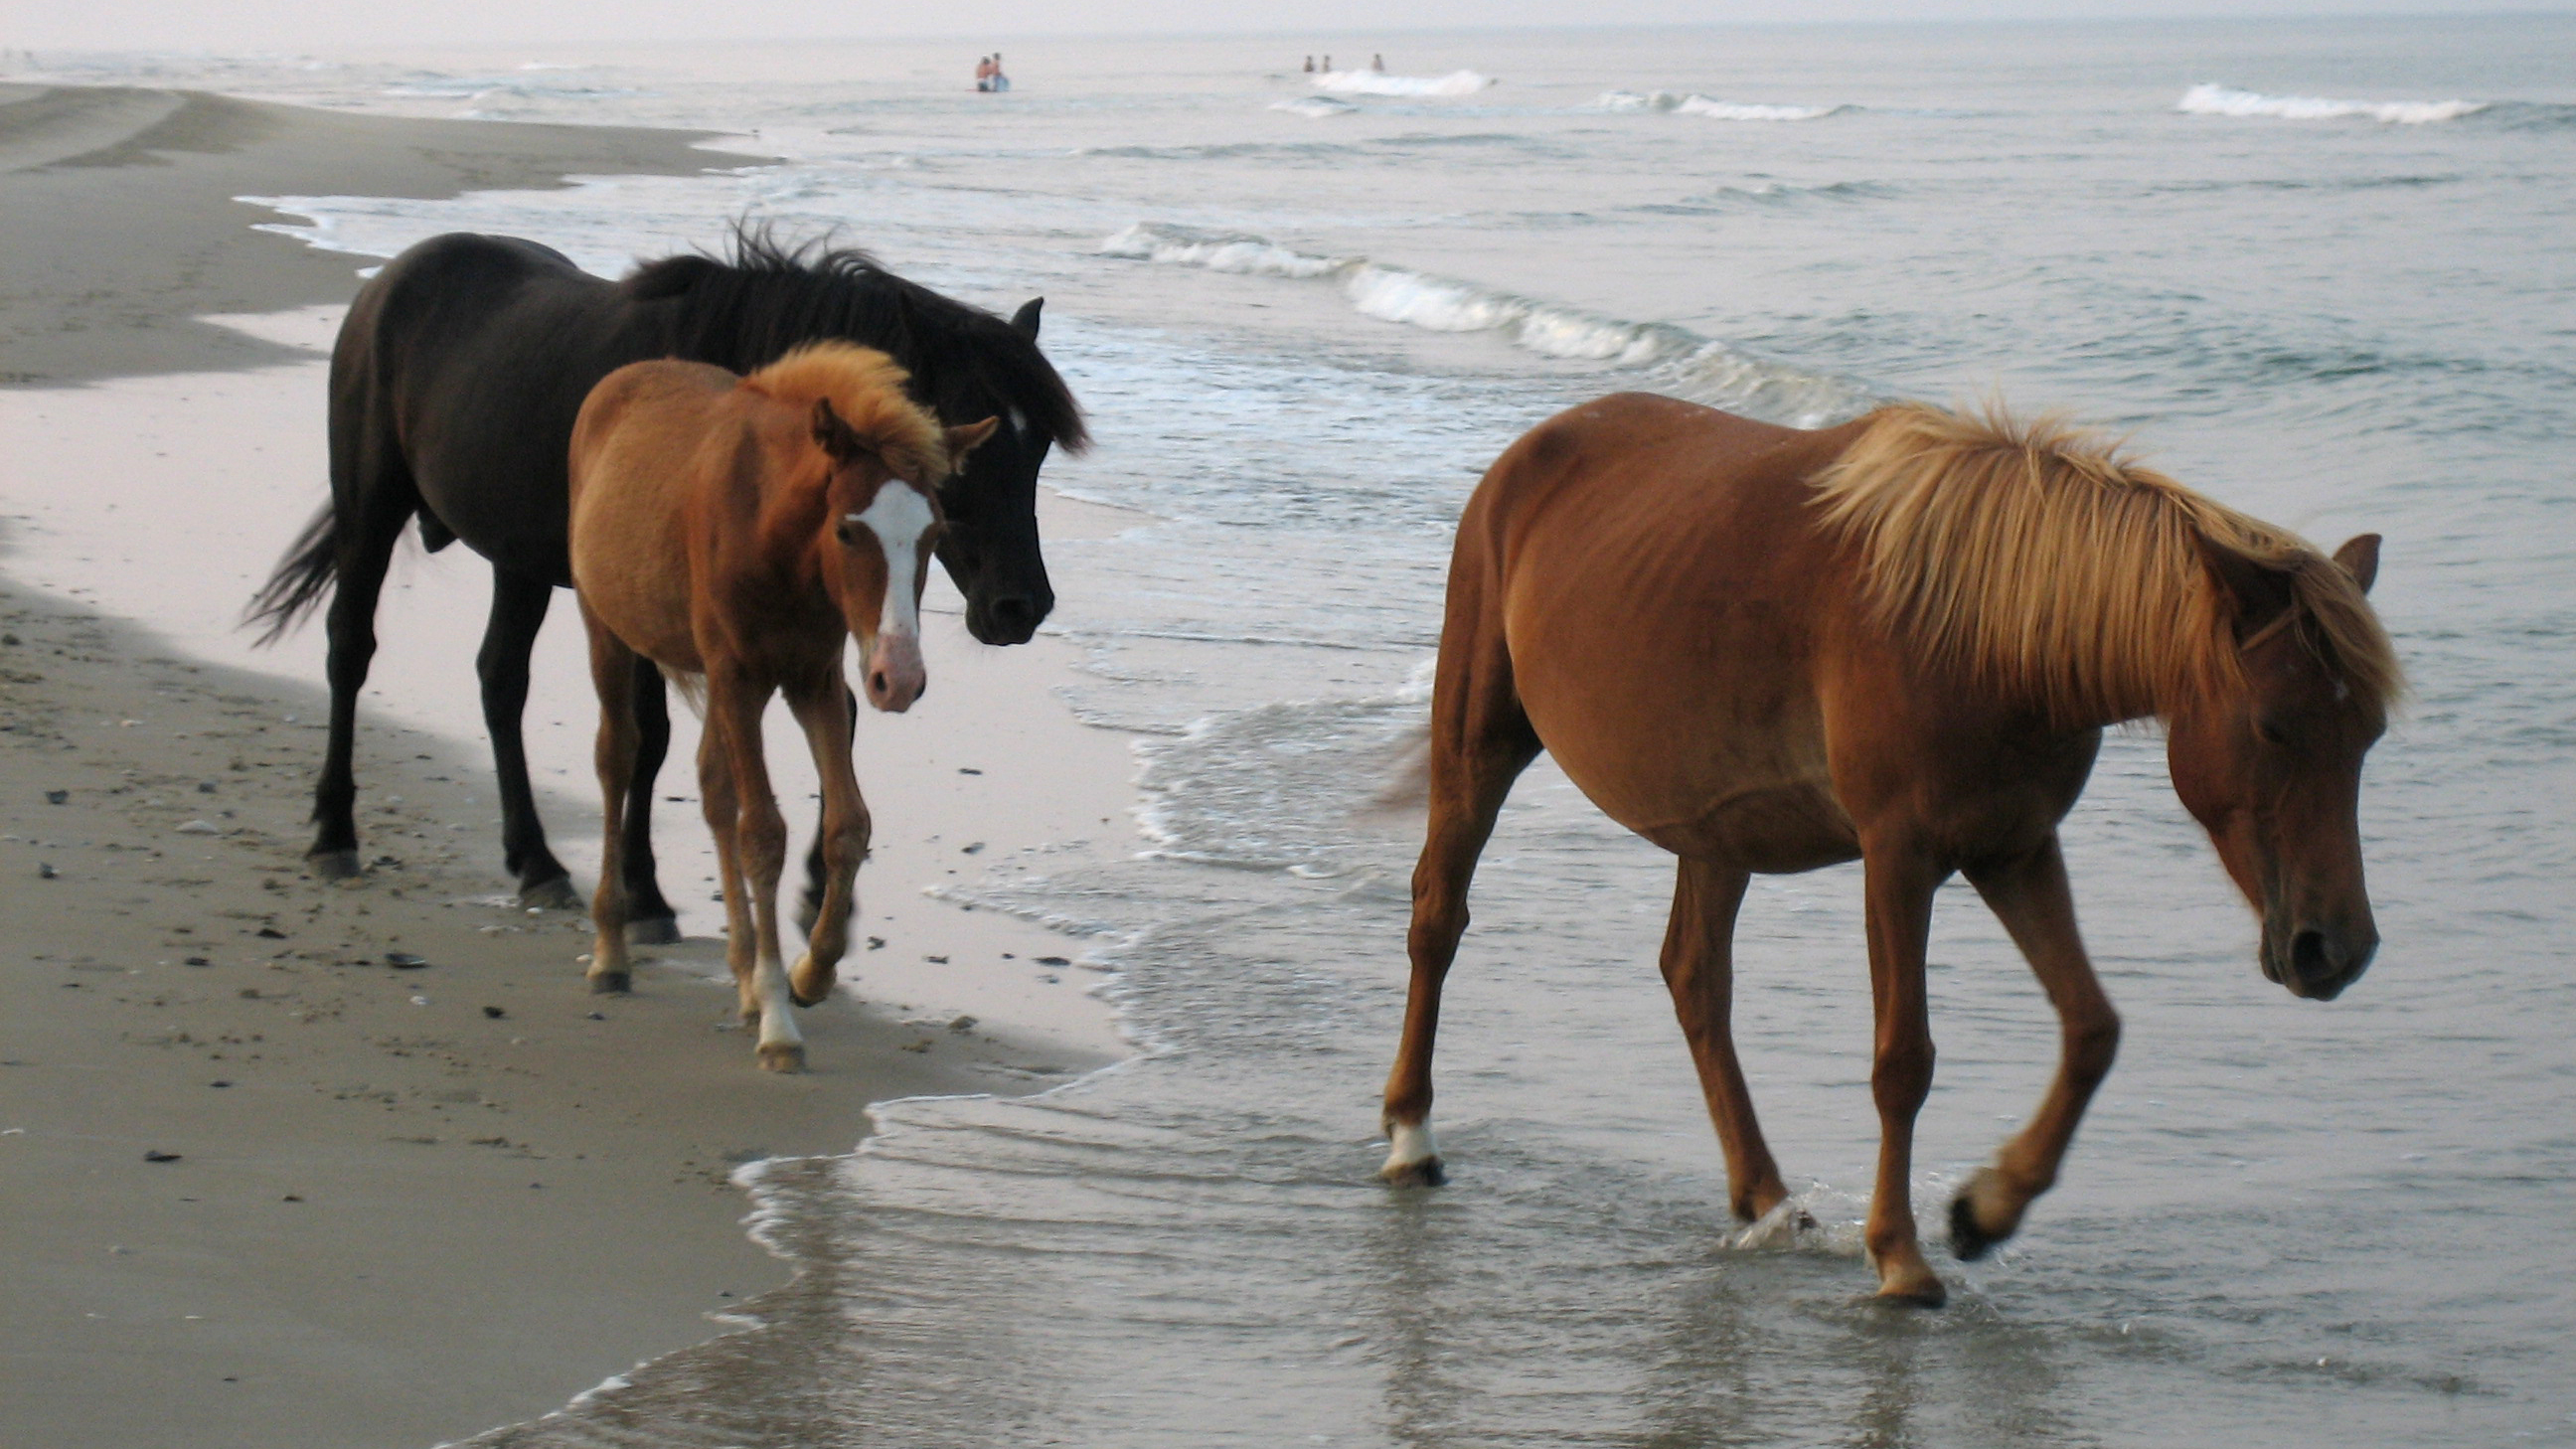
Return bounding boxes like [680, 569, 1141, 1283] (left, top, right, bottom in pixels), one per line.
[0, 86, 1134, 1448]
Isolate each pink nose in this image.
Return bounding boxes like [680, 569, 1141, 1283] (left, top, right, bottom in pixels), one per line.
[864, 632, 924, 713]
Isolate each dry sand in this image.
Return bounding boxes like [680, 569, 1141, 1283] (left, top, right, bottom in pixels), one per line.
[0, 85, 1141, 1448]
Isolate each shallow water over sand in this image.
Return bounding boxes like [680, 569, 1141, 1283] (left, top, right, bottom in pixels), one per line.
[27, 17, 2576, 1443]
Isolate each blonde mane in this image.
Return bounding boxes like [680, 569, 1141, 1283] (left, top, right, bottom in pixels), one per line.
[1812, 402, 2401, 724]
[742, 341, 955, 486]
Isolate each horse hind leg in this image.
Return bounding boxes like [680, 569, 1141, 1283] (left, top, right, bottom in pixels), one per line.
[1950, 836, 2120, 1260]
[618, 658, 683, 945]
[581, 603, 642, 994]
[1379, 605, 1540, 1187]
[309, 467, 418, 881]
[1659, 858, 1797, 1225]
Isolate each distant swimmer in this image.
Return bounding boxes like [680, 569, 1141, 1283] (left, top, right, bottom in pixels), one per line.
[1372, 54, 1386, 72]
[1304, 56, 1315, 74]
[975, 53, 1011, 93]
[992, 53, 1011, 92]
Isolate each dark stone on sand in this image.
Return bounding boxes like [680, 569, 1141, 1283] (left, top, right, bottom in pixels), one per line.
[385, 951, 427, 969]
[142, 1149, 181, 1163]
[37, 863, 56, 879]
[1036, 955, 1071, 966]
[482, 1005, 506, 1019]
[255, 926, 286, 939]
[44, 788, 66, 804]
[184, 955, 209, 966]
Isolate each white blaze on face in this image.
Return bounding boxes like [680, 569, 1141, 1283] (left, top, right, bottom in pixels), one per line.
[848, 483, 935, 642]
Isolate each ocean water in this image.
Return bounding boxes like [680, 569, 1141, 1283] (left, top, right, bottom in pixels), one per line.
[20, 18, 2576, 1444]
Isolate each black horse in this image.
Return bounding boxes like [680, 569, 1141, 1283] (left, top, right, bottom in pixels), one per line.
[247, 228, 1088, 939]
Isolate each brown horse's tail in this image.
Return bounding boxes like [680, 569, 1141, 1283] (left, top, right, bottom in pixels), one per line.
[243, 503, 339, 647]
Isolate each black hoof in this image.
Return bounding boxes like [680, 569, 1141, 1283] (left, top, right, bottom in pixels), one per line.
[1380, 1156, 1446, 1189]
[588, 971, 631, 995]
[308, 848, 364, 882]
[790, 989, 829, 1010]
[624, 914, 682, 946]
[520, 875, 583, 911]
[1948, 1194, 2000, 1262]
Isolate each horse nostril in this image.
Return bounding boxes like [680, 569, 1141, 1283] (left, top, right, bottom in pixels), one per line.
[869, 670, 889, 699]
[2290, 929, 2334, 990]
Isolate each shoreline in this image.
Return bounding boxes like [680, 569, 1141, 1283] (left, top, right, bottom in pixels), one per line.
[0, 84, 1141, 1448]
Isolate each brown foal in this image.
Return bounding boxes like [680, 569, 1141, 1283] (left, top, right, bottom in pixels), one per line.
[1379, 395, 2399, 1302]
[568, 342, 995, 1071]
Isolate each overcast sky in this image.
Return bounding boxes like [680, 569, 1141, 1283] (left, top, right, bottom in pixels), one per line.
[6, 1, 2566, 54]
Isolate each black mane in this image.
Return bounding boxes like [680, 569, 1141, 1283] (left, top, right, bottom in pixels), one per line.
[620, 224, 1088, 452]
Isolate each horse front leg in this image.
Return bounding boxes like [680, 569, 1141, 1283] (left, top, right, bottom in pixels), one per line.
[618, 656, 682, 945]
[1951, 834, 2120, 1259]
[1660, 858, 1793, 1225]
[479, 566, 579, 908]
[784, 676, 871, 1009]
[1860, 841, 1947, 1305]
[707, 669, 801, 1072]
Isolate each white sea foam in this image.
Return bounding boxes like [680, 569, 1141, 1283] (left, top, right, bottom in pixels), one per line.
[1593, 90, 1842, 120]
[1270, 95, 1356, 118]
[1099, 222, 1352, 279]
[1676, 96, 1843, 121]
[1314, 69, 1493, 97]
[1593, 89, 1682, 112]
[1099, 222, 1880, 426]
[2178, 82, 2486, 125]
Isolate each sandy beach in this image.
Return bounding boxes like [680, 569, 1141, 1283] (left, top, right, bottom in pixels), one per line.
[1, 84, 1134, 1448]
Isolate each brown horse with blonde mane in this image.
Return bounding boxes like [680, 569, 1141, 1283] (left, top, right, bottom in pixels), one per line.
[1379, 393, 2398, 1303]
[569, 342, 995, 1071]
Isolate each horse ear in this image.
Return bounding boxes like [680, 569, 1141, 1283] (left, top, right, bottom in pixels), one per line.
[2332, 534, 2381, 595]
[810, 397, 867, 463]
[2194, 534, 2297, 640]
[1010, 297, 1043, 338]
[945, 415, 1001, 466]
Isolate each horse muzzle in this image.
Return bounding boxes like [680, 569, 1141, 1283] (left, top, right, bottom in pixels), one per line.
[965, 586, 1049, 646]
[863, 632, 925, 713]
[2261, 916, 2378, 1002]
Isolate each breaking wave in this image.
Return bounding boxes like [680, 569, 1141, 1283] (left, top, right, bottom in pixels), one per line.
[1099, 222, 1880, 427]
[1313, 69, 1493, 97]
[2177, 83, 2486, 125]
[1594, 90, 1848, 121]
[1270, 95, 1357, 118]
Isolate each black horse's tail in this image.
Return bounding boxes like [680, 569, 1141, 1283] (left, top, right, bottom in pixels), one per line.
[244, 503, 339, 646]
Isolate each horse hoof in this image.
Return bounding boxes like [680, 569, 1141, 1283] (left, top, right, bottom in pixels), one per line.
[624, 914, 682, 947]
[587, 971, 631, 995]
[520, 875, 583, 911]
[758, 1042, 806, 1073]
[1874, 1275, 1949, 1309]
[308, 849, 364, 882]
[1949, 1194, 2001, 1261]
[1379, 1155, 1446, 1189]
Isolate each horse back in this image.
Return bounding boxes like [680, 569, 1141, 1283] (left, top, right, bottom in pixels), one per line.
[1461, 393, 1873, 868]
[333, 234, 642, 584]
[567, 360, 751, 672]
